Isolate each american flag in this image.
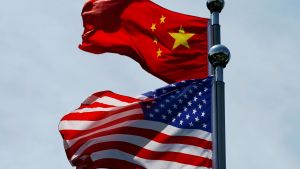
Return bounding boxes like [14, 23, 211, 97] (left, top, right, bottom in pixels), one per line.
[59, 77, 213, 169]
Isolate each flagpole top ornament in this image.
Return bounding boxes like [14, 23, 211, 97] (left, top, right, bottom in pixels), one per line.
[207, 0, 225, 13]
[208, 44, 230, 68]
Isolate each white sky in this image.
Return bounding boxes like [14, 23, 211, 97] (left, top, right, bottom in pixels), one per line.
[1, 0, 300, 168]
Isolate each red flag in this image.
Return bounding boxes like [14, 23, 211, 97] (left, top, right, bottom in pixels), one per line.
[80, 0, 209, 83]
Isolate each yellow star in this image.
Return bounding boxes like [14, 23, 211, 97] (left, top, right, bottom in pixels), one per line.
[156, 48, 162, 57]
[160, 15, 166, 24]
[153, 37, 158, 44]
[150, 23, 156, 32]
[169, 26, 195, 50]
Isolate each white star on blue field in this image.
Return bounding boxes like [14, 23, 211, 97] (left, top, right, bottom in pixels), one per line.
[141, 77, 212, 131]
[0, 0, 299, 169]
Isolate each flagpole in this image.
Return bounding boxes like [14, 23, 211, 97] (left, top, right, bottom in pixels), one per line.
[206, 1, 230, 169]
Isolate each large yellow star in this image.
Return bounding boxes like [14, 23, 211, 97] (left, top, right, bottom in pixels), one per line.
[169, 26, 195, 50]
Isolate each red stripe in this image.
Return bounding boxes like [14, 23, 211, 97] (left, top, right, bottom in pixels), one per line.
[79, 102, 116, 109]
[65, 126, 212, 159]
[60, 114, 144, 140]
[87, 158, 145, 169]
[92, 91, 141, 103]
[77, 91, 141, 109]
[72, 141, 212, 168]
[61, 104, 141, 121]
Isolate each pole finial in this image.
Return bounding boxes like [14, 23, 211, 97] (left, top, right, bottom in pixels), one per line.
[207, 0, 225, 13]
[208, 44, 230, 68]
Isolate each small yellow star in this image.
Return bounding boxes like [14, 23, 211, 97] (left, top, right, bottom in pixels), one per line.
[156, 48, 162, 57]
[169, 26, 195, 50]
[153, 37, 158, 44]
[150, 23, 156, 31]
[160, 15, 166, 24]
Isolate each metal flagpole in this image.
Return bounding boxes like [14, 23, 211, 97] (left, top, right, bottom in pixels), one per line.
[206, 1, 230, 169]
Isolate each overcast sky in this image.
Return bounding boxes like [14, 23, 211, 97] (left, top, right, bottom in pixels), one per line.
[1, 0, 300, 168]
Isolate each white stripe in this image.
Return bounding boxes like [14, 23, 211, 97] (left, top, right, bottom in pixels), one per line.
[59, 108, 142, 130]
[71, 134, 212, 161]
[73, 106, 123, 113]
[63, 120, 212, 148]
[91, 150, 211, 169]
[95, 96, 137, 107]
[134, 95, 149, 100]
[82, 95, 98, 104]
[72, 102, 139, 113]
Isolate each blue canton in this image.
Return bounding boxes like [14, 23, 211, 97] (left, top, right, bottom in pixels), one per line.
[140, 77, 213, 133]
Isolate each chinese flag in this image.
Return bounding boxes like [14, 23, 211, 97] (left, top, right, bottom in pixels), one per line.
[80, 0, 209, 83]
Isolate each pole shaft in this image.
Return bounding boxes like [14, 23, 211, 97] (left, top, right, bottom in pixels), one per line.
[211, 12, 221, 45]
[213, 80, 226, 169]
[210, 10, 226, 169]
